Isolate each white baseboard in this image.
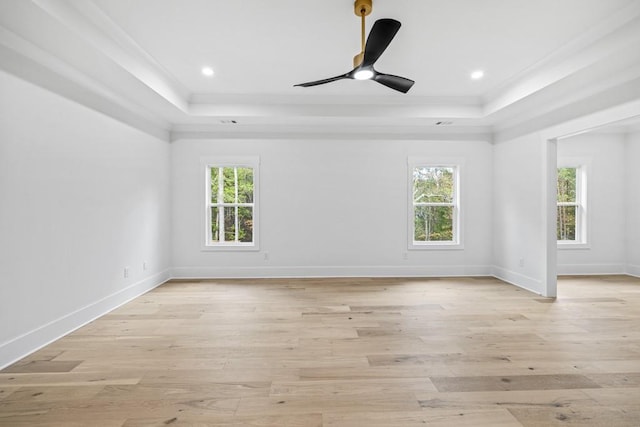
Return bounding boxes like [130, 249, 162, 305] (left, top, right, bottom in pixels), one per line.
[491, 266, 543, 295]
[627, 264, 640, 278]
[171, 264, 493, 279]
[557, 263, 626, 276]
[0, 269, 171, 370]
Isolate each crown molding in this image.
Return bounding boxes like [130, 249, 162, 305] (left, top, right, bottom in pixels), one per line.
[189, 93, 483, 106]
[496, 84, 640, 143]
[32, 0, 190, 113]
[483, 2, 640, 115]
[0, 24, 170, 141]
[170, 123, 493, 142]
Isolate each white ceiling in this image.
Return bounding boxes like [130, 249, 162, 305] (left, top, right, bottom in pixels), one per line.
[90, 0, 629, 96]
[1, 0, 640, 140]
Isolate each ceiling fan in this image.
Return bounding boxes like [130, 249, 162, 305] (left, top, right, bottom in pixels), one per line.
[295, 0, 414, 94]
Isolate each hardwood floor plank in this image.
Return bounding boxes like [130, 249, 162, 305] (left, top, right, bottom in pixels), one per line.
[139, 368, 298, 384]
[429, 374, 601, 392]
[225, 356, 369, 370]
[270, 377, 438, 397]
[42, 396, 241, 421]
[0, 372, 142, 388]
[298, 365, 456, 380]
[508, 405, 640, 427]
[415, 389, 597, 409]
[323, 408, 523, 427]
[94, 382, 271, 401]
[584, 372, 640, 388]
[0, 419, 124, 427]
[2, 361, 82, 374]
[580, 387, 640, 406]
[2, 385, 104, 402]
[122, 413, 324, 427]
[235, 392, 421, 417]
[0, 388, 14, 401]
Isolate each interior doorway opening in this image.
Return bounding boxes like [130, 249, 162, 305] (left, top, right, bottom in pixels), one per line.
[547, 111, 640, 298]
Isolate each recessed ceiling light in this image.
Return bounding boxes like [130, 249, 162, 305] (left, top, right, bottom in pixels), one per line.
[470, 70, 484, 80]
[201, 67, 215, 77]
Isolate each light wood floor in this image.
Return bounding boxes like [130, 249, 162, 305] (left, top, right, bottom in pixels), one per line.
[1, 275, 640, 426]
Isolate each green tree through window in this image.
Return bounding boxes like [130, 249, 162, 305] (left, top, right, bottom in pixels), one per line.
[557, 166, 581, 241]
[209, 166, 254, 244]
[412, 166, 456, 242]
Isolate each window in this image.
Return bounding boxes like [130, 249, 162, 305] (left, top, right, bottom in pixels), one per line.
[409, 161, 461, 249]
[557, 165, 586, 245]
[204, 158, 259, 249]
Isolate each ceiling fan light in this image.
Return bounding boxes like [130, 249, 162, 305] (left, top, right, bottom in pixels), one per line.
[354, 69, 374, 80]
[201, 66, 215, 77]
[470, 70, 484, 80]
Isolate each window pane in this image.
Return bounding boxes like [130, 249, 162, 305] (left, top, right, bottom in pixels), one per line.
[414, 206, 454, 241]
[224, 206, 236, 241]
[210, 167, 219, 203]
[238, 206, 253, 243]
[237, 167, 254, 203]
[557, 205, 577, 241]
[223, 167, 236, 203]
[210, 206, 220, 242]
[557, 167, 577, 202]
[413, 167, 454, 203]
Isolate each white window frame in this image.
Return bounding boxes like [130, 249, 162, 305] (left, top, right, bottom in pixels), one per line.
[557, 159, 589, 249]
[408, 157, 463, 250]
[202, 156, 260, 251]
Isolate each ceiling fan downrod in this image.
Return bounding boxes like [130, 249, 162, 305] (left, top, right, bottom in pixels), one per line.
[353, 0, 372, 68]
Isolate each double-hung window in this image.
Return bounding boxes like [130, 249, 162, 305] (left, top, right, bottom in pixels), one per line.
[408, 159, 461, 249]
[204, 157, 259, 250]
[557, 164, 587, 246]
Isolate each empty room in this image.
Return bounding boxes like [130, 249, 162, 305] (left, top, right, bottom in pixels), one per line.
[1, 0, 640, 426]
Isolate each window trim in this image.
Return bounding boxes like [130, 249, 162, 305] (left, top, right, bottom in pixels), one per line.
[557, 158, 589, 249]
[407, 157, 464, 250]
[202, 156, 260, 251]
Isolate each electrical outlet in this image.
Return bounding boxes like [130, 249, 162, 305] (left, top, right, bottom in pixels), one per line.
[402, 252, 408, 260]
[143, 261, 147, 271]
[519, 258, 525, 267]
[124, 267, 130, 278]
[263, 252, 269, 261]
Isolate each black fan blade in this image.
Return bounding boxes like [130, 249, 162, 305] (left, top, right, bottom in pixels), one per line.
[373, 72, 415, 93]
[294, 73, 350, 87]
[361, 19, 401, 68]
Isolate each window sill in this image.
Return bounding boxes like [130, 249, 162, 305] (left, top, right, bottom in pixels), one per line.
[202, 244, 259, 252]
[409, 242, 464, 251]
[557, 242, 590, 250]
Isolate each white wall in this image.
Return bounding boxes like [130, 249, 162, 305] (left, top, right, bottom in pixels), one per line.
[627, 131, 640, 277]
[557, 133, 627, 274]
[171, 138, 493, 278]
[492, 133, 555, 295]
[0, 71, 172, 368]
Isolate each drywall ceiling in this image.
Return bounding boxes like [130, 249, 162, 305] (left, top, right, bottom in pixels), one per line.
[1, 0, 640, 140]
[91, 0, 626, 96]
